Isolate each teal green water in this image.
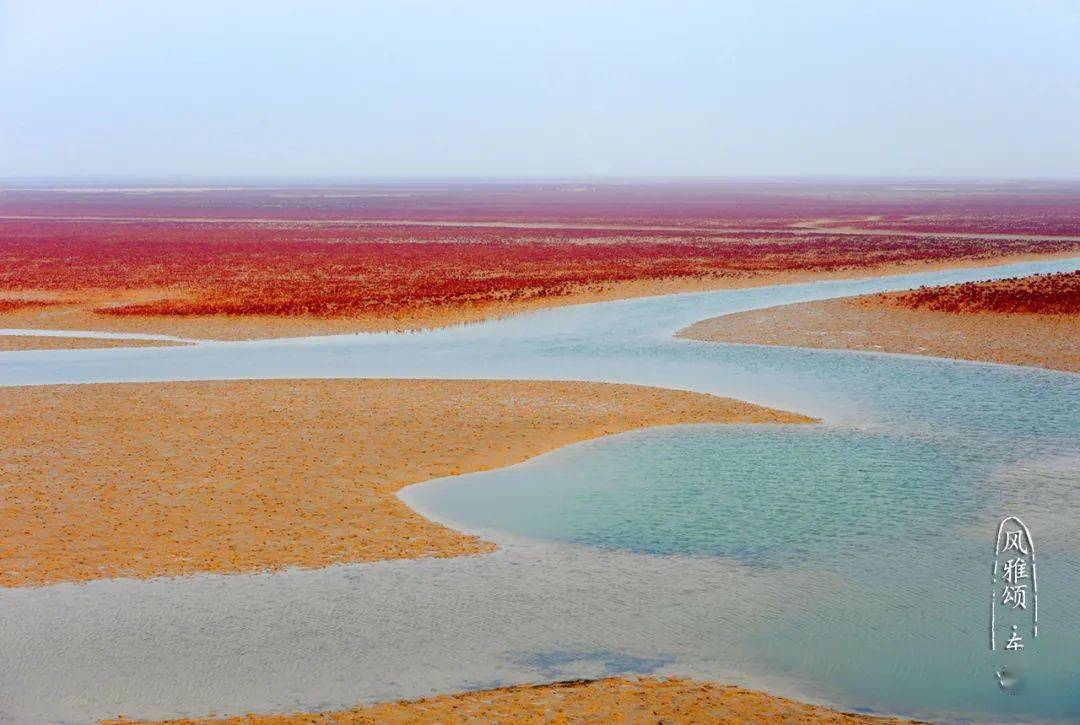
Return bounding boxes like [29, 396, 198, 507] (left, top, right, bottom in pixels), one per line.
[418, 427, 975, 564]
[411, 404, 1080, 720]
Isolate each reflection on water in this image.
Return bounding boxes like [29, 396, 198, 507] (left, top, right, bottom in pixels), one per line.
[2, 257, 1079, 723]
[513, 650, 676, 679]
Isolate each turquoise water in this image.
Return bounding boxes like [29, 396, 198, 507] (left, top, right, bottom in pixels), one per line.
[410, 417, 1080, 720]
[411, 426, 977, 564]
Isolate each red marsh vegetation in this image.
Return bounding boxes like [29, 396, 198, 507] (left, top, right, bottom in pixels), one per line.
[1, 218, 1076, 320]
[887, 271, 1080, 315]
[0, 298, 60, 313]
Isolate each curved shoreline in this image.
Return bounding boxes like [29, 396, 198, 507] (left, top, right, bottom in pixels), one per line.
[396, 422, 820, 551]
[0, 379, 808, 588]
[4, 258, 1075, 721]
[109, 676, 914, 725]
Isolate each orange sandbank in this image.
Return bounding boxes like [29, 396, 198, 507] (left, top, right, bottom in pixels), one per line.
[106, 676, 913, 725]
[0, 379, 810, 588]
[679, 276, 1079, 372]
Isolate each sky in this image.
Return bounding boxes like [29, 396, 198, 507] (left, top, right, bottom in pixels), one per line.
[1, 0, 1079, 180]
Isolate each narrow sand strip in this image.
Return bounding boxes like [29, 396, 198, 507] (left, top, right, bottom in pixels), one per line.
[105, 676, 913, 724]
[0, 379, 811, 587]
[678, 297, 1079, 372]
[0, 335, 189, 351]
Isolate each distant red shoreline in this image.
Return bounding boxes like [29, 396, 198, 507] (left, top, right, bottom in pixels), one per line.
[1, 183, 1076, 341]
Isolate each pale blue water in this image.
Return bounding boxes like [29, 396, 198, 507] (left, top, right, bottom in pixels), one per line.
[409, 418, 1080, 720]
[412, 426, 977, 564]
[3, 256, 1079, 723]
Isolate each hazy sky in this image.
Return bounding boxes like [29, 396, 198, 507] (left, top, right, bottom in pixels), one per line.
[2, 1, 1079, 180]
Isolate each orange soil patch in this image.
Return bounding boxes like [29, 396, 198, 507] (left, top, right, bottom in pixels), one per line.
[679, 275, 1080, 372]
[105, 676, 912, 725]
[0, 379, 810, 588]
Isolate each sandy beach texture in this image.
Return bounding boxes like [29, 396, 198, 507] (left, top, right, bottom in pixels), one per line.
[679, 297, 1078, 372]
[106, 676, 913, 724]
[0, 379, 810, 587]
[1, 251, 1070, 342]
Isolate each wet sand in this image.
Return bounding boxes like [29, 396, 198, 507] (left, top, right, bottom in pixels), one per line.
[0, 379, 810, 587]
[107, 676, 912, 724]
[1, 251, 1072, 342]
[679, 296, 1079, 372]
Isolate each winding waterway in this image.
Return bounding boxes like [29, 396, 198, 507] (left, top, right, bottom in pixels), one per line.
[1, 257, 1078, 724]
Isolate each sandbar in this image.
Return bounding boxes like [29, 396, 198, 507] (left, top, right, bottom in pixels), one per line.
[0, 334, 188, 351]
[0, 379, 810, 587]
[106, 676, 913, 724]
[679, 296, 1078, 372]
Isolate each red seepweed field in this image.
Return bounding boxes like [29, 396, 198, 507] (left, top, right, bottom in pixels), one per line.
[1, 183, 1078, 337]
[887, 270, 1080, 315]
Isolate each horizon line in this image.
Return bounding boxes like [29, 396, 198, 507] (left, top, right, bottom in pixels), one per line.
[4, 174, 1080, 189]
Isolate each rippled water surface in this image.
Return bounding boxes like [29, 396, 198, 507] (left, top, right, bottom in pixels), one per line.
[410, 426, 976, 564]
[2, 258, 1079, 723]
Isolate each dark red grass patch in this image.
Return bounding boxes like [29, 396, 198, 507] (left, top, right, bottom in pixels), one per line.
[888, 271, 1080, 315]
[0, 298, 60, 314]
[1, 219, 1076, 319]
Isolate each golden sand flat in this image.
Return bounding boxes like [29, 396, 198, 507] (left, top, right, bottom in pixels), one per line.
[106, 676, 914, 724]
